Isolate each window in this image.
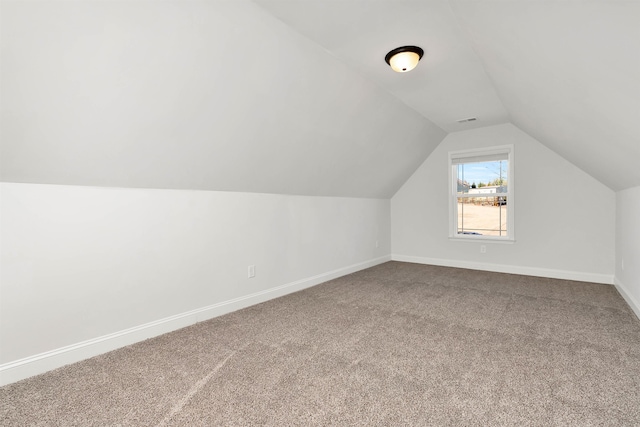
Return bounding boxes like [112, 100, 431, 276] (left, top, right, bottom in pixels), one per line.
[448, 145, 514, 241]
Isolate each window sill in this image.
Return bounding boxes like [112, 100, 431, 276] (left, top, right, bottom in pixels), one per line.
[449, 236, 515, 244]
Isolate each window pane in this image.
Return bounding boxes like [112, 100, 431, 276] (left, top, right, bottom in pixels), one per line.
[457, 197, 508, 237]
[456, 160, 508, 196]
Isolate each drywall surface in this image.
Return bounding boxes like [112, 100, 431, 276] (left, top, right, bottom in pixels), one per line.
[391, 123, 615, 281]
[0, 183, 390, 365]
[0, 0, 444, 198]
[451, 1, 640, 191]
[616, 186, 640, 315]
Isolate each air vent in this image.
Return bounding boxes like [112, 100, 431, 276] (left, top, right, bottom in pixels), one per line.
[456, 117, 477, 123]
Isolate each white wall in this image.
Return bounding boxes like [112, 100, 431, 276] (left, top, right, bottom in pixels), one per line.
[0, 183, 390, 383]
[391, 123, 615, 283]
[615, 186, 640, 318]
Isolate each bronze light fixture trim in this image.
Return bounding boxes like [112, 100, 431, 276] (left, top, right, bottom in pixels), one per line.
[385, 46, 424, 72]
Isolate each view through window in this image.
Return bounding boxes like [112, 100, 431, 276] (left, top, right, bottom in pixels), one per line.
[450, 146, 513, 240]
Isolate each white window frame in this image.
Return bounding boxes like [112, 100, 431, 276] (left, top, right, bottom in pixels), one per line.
[448, 145, 514, 242]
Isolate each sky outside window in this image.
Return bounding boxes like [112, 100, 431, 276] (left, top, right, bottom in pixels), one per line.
[457, 160, 508, 188]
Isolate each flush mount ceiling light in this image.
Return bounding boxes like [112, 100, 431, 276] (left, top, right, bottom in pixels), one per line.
[385, 46, 424, 72]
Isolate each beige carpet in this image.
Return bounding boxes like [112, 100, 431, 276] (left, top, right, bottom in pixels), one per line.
[2, 261, 640, 426]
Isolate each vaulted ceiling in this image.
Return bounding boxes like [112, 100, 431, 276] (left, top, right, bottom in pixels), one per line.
[1, 1, 639, 197]
[254, 0, 640, 191]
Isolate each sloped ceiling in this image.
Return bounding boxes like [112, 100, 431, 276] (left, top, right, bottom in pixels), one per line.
[255, 0, 640, 191]
[253, 0, 510, 133]
[2, 1, 639, 197]
[0, 1, 445, 198]
[451, 0, 640, 191]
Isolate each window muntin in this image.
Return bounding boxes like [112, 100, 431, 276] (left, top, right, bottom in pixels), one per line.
[449, 146, 513, 241]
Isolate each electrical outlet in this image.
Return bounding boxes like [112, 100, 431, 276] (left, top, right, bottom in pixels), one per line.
[480, 245, 487, 254]
[248, 265, 255, 278]
[375, 240, 379, 248]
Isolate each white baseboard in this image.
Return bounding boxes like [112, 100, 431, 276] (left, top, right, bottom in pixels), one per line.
[391, 254, 614, 285]
[614, 277, 640, 321]
[0, 255, 391, 386]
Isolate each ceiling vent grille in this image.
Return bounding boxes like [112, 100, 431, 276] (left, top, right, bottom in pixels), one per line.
[456, 117, 477, 123]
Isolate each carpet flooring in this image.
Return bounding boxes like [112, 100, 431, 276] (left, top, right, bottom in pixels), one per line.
[2, 261, 640, 426]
